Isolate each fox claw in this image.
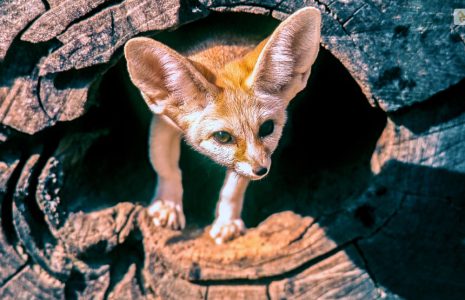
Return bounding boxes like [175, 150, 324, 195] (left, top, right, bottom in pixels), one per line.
[148, 200, 185, 230]
[209, 218, 245, 244]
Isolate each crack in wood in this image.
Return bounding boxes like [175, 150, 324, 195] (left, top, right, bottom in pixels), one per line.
[40, 0, 50, 10]
[353, 241, 378, 287]
[12, 139, 70, 282]
[101, 235, 145, 300]
[22, 0, 125, 43]
[0, 0, 45, 60]
[204, 285, 209, 300]
[313, 0, 350, 37]
[191, 239, 358, 286]
[0, 261, 28, 290]
[360, 194, 405, 241]
[1, 156, 26, 248]
[60, 0, 124, 41]
[341, 3, 368, 27]
[206, 1, 276, 10]
[287, 219, 317, 246]
[265, 283, 271, 300]
[36, 71, 54, 121]
[115, 205, 138, 244]
[417, 139, 465, 165]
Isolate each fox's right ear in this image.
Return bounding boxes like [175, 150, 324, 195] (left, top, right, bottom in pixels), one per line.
[246, 7, 321, 103]
[124, 37, 218, 115]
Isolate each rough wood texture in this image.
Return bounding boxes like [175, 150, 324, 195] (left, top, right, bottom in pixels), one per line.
[286, 0, 465, 111]
[22, 0, 115, 43]
[0, 0, 464, 299]
[268, 246, 380, 299]
[0, 265, 65, 299]
[0, 0, 45, 60]
[0, 152, 27, 286]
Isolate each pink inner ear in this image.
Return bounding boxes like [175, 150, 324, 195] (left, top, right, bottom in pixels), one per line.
[248, 8, 321, 101]
[125, 38, 217, 115]
[125, 39, 169, 104]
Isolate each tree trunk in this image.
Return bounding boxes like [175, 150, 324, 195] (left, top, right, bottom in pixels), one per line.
[1, 0, 465, 299]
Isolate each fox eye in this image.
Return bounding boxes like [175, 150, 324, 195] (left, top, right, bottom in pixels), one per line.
[259, 120, 274, 137]
[213, 131, 234, 144]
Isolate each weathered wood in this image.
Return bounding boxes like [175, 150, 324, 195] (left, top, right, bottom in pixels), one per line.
[0, 264, 65, 299]
[139, 204, 397, 282]
[108, 264, 144, 300]
[0, 77, 53, 134]
[68, 267, 111, 300]
[138, 202, 400, 298]
[208, 285, 268, 300]
[35, 131, 108, 234]
[12, 153, 72, 281]
[358, 189, 465, 299]
[156, 274, 207, 300]
[268, 246, 380, 299]
[373, 99, 465, 193]
[140, 211, 321, 281]
[22, 0, 115, 43]
[280, 0, 465, 111]
[38, 0, 209, 75]
[362, 85, 465, 298]
[0, 153, 28, 286]
[0, 0, 464, 298]
[38, 74, 93, 123]
[0, 0, 45, 60]
[59, 203, 139, 257]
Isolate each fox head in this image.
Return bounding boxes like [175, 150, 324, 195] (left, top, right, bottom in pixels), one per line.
[125, 7, 321, 180]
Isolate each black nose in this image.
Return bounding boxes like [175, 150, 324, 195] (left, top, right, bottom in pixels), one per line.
[254, 167, 268, 176]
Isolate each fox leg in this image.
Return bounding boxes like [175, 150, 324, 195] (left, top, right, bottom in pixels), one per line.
[210, 170, 249, 244]
[147, 115, 185, 230]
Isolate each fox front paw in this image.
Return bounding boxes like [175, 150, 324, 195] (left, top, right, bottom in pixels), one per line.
[148, 200, 185, 230]
[209, 218, 245, 244]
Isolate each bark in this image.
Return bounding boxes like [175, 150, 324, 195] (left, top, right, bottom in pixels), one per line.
[0, 0, 464, 299]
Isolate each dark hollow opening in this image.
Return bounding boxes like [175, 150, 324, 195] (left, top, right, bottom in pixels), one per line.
[61, 13, 387, 229]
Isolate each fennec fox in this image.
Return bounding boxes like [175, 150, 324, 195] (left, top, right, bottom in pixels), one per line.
[124, 7, 321, 244]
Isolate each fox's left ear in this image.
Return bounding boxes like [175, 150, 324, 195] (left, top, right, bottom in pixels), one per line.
[246, 7, 321, 102]
[124, 37, 218, 116]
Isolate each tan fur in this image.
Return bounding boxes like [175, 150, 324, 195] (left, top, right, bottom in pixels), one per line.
[125, 7, 321, 243]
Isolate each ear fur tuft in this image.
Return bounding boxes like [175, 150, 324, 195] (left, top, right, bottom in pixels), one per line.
[247, 7, 321, 102]
[124, 37, 218, 115]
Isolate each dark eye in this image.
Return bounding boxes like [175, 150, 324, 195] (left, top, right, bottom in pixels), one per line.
[213, 131, 234, 144]
[259, 120, 274, 138]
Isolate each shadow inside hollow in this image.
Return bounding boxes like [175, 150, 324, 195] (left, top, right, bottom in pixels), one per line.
[349, 161, 465, 299]
[238, 47, 386, 227]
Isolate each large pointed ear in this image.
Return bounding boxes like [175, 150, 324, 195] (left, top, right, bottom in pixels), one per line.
[247, 7, 321, 102]
[124, 37, 218, 115]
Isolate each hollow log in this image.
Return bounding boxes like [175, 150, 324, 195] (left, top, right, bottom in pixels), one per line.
[1, 0, 465, 299]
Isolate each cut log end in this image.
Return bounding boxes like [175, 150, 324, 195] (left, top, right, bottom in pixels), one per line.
[0, 0, 464, 298]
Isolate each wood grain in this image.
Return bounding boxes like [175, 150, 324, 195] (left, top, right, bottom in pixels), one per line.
[0, 0, 464, 298]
